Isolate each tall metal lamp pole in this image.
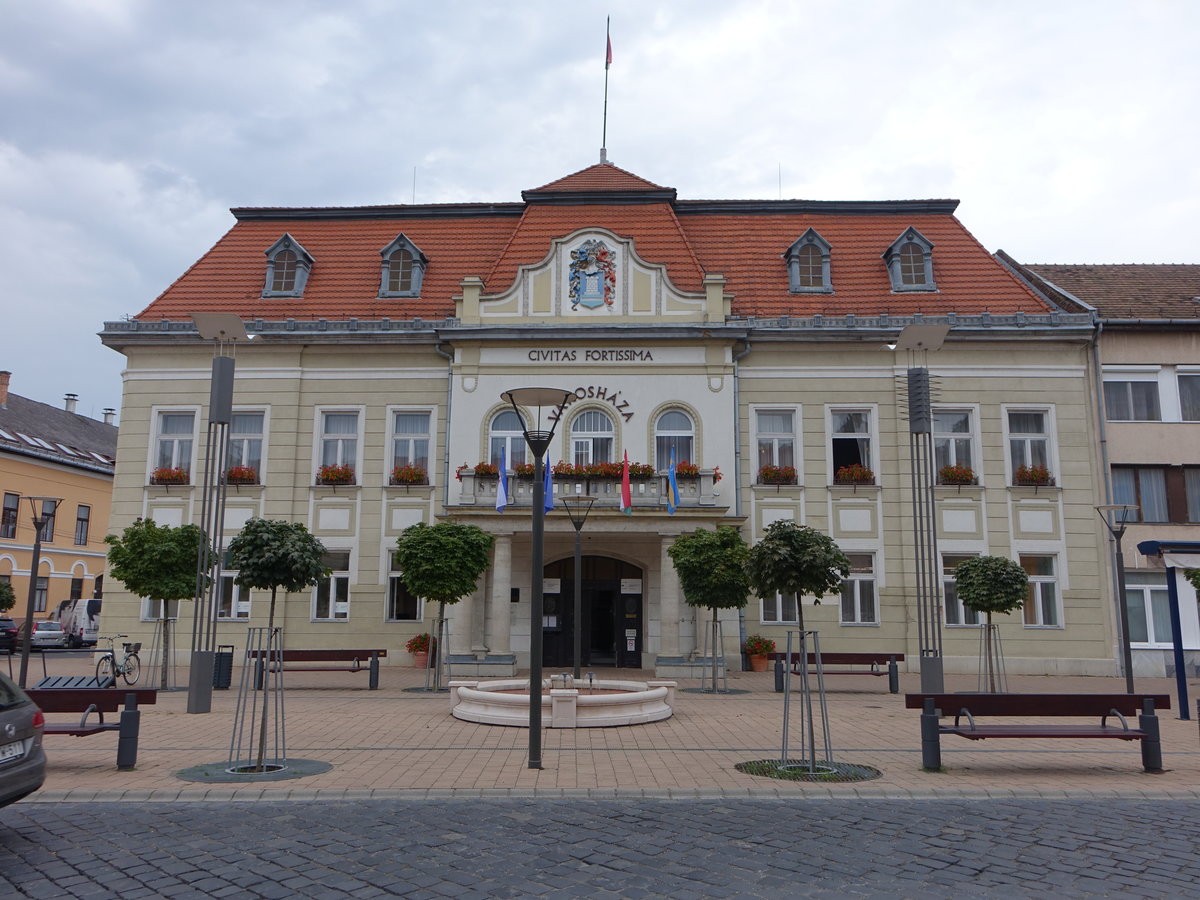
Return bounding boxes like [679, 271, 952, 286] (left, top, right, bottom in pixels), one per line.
[18, 496, 62, 688]
[560, 497, 595, 680]
[1096, 504, 1139, 693]
[501, 387, 571, 770]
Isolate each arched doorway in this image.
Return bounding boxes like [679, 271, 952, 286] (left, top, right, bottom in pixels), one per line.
[542, 556, 644, 669]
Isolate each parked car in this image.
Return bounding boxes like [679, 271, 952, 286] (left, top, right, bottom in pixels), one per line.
[30, 621, 66, 650]
[0, 618, 18, 653]
[0, 670, 45, 808]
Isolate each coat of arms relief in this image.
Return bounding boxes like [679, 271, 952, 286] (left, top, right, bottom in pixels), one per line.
[568, 239, 616, 310]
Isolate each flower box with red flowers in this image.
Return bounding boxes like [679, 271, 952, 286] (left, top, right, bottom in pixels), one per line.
[834, 464, 875, 485]
[316, 463, 355, 486]
[1013, 464, 1053, 487]
[758, 464, 797, 485]
[225, 465, 258, 485]
[390, 464, 428, 485]
[151, 466, 189, 485]
[937, 464, 976, 486]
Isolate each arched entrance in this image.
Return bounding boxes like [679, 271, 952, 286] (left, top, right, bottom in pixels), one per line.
[541, 556, 644, 669]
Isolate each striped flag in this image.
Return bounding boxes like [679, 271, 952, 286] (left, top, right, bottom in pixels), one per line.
[495, 446, 508, 513]
[606, 34, 612, 69]
[543, 456, 554, 513]
[620, 451, 632, 516]
[667, 447, 680, 514]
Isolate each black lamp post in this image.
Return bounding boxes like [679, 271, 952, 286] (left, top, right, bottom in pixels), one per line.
[18, 496, 62, 688]
[1096, 504, 1139, 694]
[501, 387, 572, 769]
[559, 496, 595, 680]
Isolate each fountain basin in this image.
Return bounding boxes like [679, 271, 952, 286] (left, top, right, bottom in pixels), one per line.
[449, 678, 676, 728]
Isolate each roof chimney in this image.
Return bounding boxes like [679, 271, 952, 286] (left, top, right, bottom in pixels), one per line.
[0, 371, 9, 407]
[64, 393, 78, 413]
[102, 408, 116, 425]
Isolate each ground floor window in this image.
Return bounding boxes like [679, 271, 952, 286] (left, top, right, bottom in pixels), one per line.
[839, 553, 877, 625]
[34, 577, 48, 613]
[1125, 572, 1172, 645]
[217, 574, 250, 619]
[943, 554, 981, 626]
[388, 555, 423, 621]
[1021, 555, 1060, 627]
[314, 550, 350, 621]
[762, 592, 798, 624]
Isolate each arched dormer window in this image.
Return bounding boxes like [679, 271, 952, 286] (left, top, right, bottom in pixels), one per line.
[378, 234, 428, 297]
[882, 227, 936, 292]
[783, 229, 833, 293]
[262, 234, 314, 297]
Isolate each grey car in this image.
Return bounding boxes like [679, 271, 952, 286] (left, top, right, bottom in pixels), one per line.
[0, 671, 46, 808]
[30, 621, 66, 650]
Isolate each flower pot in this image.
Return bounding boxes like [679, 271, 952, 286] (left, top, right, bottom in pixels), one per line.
[749, 654, 769, 673]
[411, 650, 429, 669]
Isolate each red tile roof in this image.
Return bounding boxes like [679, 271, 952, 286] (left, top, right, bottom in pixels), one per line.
[137, 165, 1053, 321]
[1019, 263, 1200, 320]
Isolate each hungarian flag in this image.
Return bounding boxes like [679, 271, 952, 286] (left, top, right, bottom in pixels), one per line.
[620, 450, 632, 516]
[667, 447, 680, 515]
[606, 34, 612, 69]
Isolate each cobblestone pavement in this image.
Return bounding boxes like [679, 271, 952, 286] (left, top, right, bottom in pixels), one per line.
[3, 797, 1199, 899]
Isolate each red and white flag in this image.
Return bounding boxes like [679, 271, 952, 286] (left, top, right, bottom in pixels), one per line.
[606, 35, 612, 69]
[620, 450, 632, 516]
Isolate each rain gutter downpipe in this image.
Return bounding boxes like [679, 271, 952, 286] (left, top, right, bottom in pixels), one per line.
[434, 342, 454, 508]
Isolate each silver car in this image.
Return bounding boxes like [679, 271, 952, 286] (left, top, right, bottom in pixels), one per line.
[0, 671, 46, 808]
[30, 621, 66, 650]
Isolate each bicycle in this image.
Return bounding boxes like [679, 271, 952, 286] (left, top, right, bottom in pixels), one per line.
[95, 634, 141, 685]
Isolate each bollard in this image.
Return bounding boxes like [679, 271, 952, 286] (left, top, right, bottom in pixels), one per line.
[888, 656, 900, 694]
[116, 693, 141, 771]
[920, 697, 942, 770]
[212, 644, 234, 690]
[369, 652, 380, 690]
[1139, 698, 1163, 773]
[774, 656, 784, 693]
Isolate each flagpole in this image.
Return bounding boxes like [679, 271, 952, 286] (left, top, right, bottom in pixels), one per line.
[601, 16, 610, 163]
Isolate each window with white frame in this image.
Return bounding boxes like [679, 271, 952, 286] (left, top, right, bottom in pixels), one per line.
[762, 592, 798, 625]
[154, 411, 195, 475]
[655, 409, 695, 469]
[489, 410, 528, 468]
[933, 409, 975, 476]
[570, 409, 614, 466]
[74, 505, 90, 546]
[1020, 555, 1060, 627]
[755, 409, 796, 475]
[314, 550, 350, 621]
[319, 411, 359, 469]
[1104, 380, 1161, 421]
[839, 554, 877, 625]
[388, 554, 423, 621]
[1, 492, 18, 539]
[1124, 572, 1171, 645]
[943, 553, 981, 626]
[217, 574, 250, 619]
[830, 409, 873, 476]
[1112, 467, 1168, 523]
[391, 411, 431, 481]
[1179, 374, 1200, 421]
[228, 412, 264, 481]
[1007, 409, 1052, 482]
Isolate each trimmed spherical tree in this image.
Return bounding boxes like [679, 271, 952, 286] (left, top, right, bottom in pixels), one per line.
[668, 525, 751, 681]
[228, 518, 329, 634]
[746, 521, 850, 630]
[954, 555, 1028, 691]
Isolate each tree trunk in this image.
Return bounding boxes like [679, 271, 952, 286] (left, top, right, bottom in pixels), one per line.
[255, 586, 278, 772]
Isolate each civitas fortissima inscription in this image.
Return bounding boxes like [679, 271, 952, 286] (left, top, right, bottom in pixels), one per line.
[527, 349, 654, 363]
[548, 385, 635, 422]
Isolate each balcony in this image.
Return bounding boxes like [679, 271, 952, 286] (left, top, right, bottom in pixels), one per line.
[455, 472, 722, 510]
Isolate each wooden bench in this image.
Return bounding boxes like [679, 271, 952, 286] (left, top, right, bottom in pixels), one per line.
[26, 687, 158, 771]
[770, 652, 904, 693]
[247, 649, 387, 689]
[905, 693, 1170, 773]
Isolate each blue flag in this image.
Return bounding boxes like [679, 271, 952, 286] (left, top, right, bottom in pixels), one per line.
[543, 457, 554, 513]
[495, 446, 508, 513]
[667, 447, 680, 514]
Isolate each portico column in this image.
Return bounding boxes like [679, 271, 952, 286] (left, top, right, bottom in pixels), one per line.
[488, 533, 513, 656]
[658, 536, 681, 658]
[450, 588, 474, 656]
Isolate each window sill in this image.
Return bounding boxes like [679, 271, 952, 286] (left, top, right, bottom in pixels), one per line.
[1007, 483, 1061, 496]
[385, 483, 436, 497]
[751, 482, 803, 493]
[837, 621, 881, 627]
[935, 484, 984, 496]
[226, 483, 265, 496]
[311, 484, 361, 496]
[829, 482, 880, 494]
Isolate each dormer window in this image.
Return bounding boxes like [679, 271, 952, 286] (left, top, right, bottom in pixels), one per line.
[263, 234, 314, 297]
[883, 227, 936, 292]
[783, 229, 832, 293]
[379, 234, 428, 297]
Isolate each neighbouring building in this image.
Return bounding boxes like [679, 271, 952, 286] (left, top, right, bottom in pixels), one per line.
[98, 162, 1116, 677]
[0, 371, 117, 637]
[1001, 258, 1200, 677]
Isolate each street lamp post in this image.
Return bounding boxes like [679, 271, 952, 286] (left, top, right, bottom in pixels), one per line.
[18, 496, 62, 688]
[559, 497, 596, 680]
[1096, 504, 1139, 694]
[501, 387, 572, 770]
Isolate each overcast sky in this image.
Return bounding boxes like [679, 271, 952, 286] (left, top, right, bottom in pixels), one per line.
[2, 0, 1196, 418]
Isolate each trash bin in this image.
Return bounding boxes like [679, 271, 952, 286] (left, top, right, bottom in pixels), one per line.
[213, 644, 234, 689]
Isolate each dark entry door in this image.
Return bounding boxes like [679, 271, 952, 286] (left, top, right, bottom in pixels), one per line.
[541, 557, 642, 668]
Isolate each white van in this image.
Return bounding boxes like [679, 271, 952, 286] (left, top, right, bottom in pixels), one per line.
[52, 597, 101, 648]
